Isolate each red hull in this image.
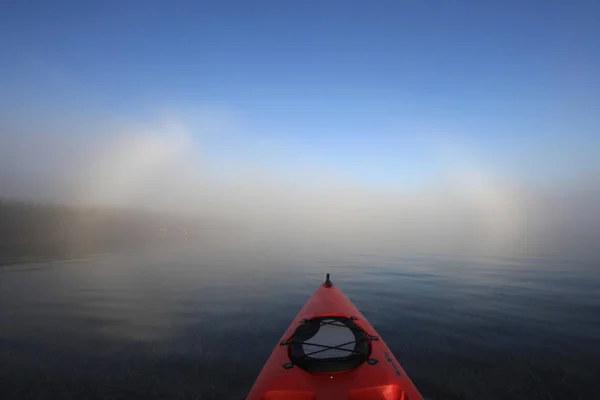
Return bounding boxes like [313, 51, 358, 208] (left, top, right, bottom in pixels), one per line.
[247, 277, 424, 400]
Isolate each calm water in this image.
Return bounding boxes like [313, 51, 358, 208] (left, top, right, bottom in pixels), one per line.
[1, 239, 599, 400]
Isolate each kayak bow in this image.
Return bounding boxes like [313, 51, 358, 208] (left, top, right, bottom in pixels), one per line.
[247, 274, 424, 400]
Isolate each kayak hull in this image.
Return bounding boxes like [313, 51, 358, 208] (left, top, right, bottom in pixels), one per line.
[247, 277, 424, 400]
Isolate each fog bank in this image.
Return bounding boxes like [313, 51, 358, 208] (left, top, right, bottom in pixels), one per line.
[1, 114, 599, 260]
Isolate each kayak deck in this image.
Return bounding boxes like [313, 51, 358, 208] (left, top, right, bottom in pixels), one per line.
[247, 274, 424, 400]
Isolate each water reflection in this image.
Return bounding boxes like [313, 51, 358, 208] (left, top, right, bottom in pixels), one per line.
[1, 242, 599, 399]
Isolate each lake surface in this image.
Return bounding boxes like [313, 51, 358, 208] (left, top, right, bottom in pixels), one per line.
[1, 239, 599, 400]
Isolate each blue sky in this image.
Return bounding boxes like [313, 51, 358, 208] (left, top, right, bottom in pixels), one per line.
[1, 0, 599, 188]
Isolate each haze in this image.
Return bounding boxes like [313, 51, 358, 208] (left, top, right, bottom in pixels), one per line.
[1, 1, 599, 260]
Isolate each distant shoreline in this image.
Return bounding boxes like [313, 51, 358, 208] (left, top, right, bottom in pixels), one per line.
[0, 199, 203, 266]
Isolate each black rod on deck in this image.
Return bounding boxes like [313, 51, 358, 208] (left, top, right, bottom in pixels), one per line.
[325, 273, 332, 287]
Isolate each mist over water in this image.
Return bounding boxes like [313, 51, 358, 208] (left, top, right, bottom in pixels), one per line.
[1, 107, 600, 400]
[2, 114, 599, 262]
[1, 109, 600, 399]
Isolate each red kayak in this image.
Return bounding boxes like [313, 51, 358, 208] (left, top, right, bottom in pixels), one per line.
[247, 274, 424, 400]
